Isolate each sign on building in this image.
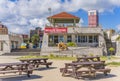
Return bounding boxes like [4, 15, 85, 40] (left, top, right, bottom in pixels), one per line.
[44, 28, 67, 33]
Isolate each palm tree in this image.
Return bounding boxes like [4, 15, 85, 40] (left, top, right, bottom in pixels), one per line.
[31, 34, 40, 47]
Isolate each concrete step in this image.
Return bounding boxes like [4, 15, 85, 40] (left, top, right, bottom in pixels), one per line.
[2, 52, 40, 56]
[11, 48, 41, 52]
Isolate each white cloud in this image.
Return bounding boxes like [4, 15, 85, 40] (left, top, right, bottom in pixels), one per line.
[78, 18, 84, 27]
[63, 0, 120, 12]
[29, 18, 49, 28]
[117, 24, 120, 30]
[0, 0, 120, 34]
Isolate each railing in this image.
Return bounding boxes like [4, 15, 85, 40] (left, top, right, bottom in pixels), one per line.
[48, 42, 99, 47]
[45, 23, 81, 28]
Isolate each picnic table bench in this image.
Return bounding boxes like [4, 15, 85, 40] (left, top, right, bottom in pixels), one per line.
[0, 62, 34, 77]
[72, 56, 111, 76]
[76, 56, 111, 75]
[60, 61, 111, 79]
[20, 58, 52, 68]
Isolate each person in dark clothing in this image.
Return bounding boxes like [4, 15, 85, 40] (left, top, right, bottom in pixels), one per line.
[26, 43, 29, 48]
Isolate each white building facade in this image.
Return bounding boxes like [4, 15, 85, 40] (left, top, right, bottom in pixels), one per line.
[0, 34, 23, 55]
[41, 11, 107, 56]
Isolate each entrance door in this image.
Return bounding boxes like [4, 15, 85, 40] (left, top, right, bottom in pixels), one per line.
[54, 36, 58, 44]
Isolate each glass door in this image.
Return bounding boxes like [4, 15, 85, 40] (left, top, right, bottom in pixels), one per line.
[54, 36, 58, 44]
[58, 36, 64, 42]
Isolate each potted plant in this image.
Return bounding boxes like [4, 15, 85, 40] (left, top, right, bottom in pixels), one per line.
[109, 47, 115, 55]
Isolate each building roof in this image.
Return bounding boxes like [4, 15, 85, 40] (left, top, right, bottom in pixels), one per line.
[47, 12, 80, 19]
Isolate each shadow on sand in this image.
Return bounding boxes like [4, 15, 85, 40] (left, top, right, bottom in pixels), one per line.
[0, 74, 42, 81]
[63, 73, 116, 80]
[35, 67, 57, 71]
[78, 73, 117, 80]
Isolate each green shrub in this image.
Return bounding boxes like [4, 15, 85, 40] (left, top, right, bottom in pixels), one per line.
[109, 47, 115, 52]
[89, 53, 94, 56]
[109, 47, 115, 55]
[42, 55, 48, 57]
[67, 42, 77, 47]
[107, 62, 120, 66]
[49, 54, 55, 58]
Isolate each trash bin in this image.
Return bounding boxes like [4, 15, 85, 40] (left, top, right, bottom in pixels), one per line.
[33, 45, 36, 48]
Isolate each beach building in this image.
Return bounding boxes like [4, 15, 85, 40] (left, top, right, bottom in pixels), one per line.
[0, 22, 23, 55]
[41, 10, 106, 56]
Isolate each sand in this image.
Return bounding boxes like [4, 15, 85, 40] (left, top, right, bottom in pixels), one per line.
[0, 56, 120, 81]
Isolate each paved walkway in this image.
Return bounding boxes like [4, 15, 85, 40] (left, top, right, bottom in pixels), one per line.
[0, 56, 120, 81]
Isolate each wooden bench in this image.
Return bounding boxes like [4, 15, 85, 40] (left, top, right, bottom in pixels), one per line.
[93, 61, 111, 76]
[76, 70, 96, 78]
[60, 68, 66, 73]
[60, 68, 96, 78]
[40, 62, 53, 68]
[0, 69, 33, 75]
[95, 68, 111, 75]
[60, 68, 73, 76]
[20, 58, 52, 68]
[0, 62, 34, 77]
[60, 61, 108, 79]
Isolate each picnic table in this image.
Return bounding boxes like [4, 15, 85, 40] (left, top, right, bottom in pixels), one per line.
[0, 62, 33, 77]
[74, 56, 106, 70]
[60, 61, 111, 79]
[20, 58, 52, 68]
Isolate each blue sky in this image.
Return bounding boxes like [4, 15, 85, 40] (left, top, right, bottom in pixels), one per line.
[0, 0, 120, 34]
[71, 7, 120, 30]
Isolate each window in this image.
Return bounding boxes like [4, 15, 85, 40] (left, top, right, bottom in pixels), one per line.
[78, 36, 87, 43]
[89, 36, 93, 43]
[59, 36, 64, 42]
[54, 36, 58, 43]
[81, 36, 87, 43]
[94, 36, 98, 43]
[67, 35, 72, 42]
[90, 12, 94, 15]
[75, 35, 77, 43]
[78, 36, 81, 42]
[49, 35, 54, 43]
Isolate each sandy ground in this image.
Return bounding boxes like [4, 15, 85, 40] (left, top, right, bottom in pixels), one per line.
[0, 56, 120, 81]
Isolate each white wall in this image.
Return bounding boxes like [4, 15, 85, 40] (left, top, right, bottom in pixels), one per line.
[111, 34, 119, 42]
[9, 35, 23, 49]
[116, 41, 120, 56]
[0, 35, 11, 55]
[0, 34, 23, 55]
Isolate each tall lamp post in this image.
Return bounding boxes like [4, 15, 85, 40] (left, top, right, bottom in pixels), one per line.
[48, 8, 52, 26]
[72, 28, 79, 57]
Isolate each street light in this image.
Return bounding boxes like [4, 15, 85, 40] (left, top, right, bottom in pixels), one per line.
[48, 8, 52, 26]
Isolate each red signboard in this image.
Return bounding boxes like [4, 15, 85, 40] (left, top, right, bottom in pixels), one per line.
[44, 28, 67, 33]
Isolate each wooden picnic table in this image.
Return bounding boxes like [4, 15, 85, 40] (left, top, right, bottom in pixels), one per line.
[76, 56, 101, 62]
[0, 62, 33, 77]
[20, 58, 52, 68]
[60, 61, 109, 79]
